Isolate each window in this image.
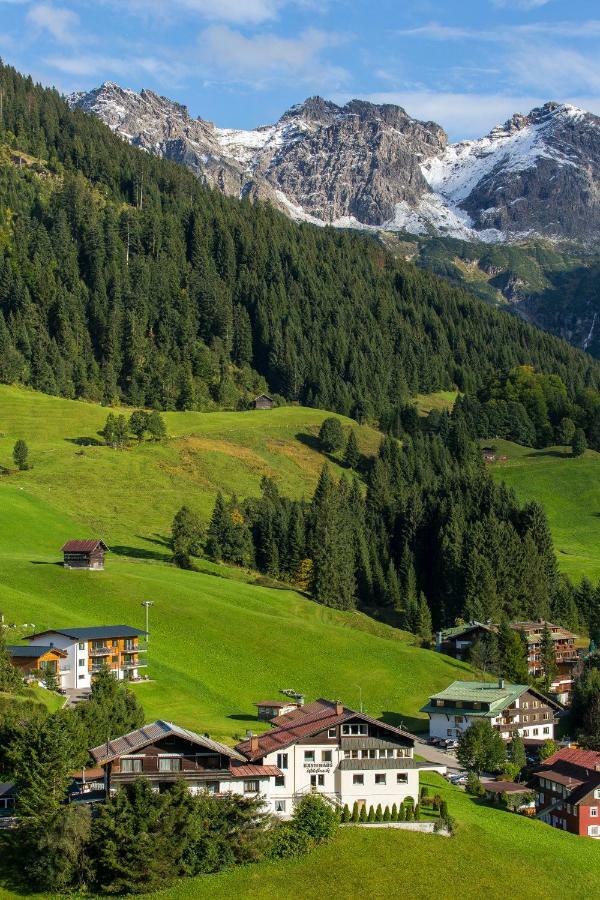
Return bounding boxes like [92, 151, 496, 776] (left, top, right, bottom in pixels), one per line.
[435, 699, 444, 707]
[328, 727, 336, 738]
[341, 724, 368, 736]
[112, 656, 118, 664]
[78, 674, 85, 680]
[78, 642, 84, 650]
[375, 774, 386, 785]
[533, 728, 539, 736]
[158, 757, 182, 773]
[244, 780, 260, 793]
[378, 750, 387, 759]
[588, 825, 600, 837]
[396, 773, 408, 784]
[472, 702, 481, 710]
[304, 750, 315, 763]
[121, 758, 142, 773]
[78, 659, 85, 667]
[353, 774, 364, 785]
[543, 727, 550, 735]
[591, 808, 598, 817]
[310, 774, 325, 787]
[522, 715, 529, 723]
[277, 753, 288, 770]
[595, 789, 600, 800]
[322, 750, 332, 763]
[205, 782, 219, 794]
[455, 716, 464, 724]
[275, 776, 285, 787]
[543, 713, 549, 720]
[275, 800, 286, 813]
[447, 729, 453, 737]
[351, 750, 359, 759]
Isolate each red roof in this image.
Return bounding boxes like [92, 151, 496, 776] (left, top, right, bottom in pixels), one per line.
[535, 747, 600, 804]
[542, 747, 600, 771]
[61, 539, 109, 553]
[229, 765, 282, 778]
[482, 780, 532, 794]
[236, 699, 415, 761]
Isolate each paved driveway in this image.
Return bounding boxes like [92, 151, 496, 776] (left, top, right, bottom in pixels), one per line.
[414, 739, 464, 772]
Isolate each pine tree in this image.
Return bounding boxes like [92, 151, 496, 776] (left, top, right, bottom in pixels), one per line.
[572, 428, 587, 457]
[171, 505, 204, 568]
[0, 627, 23, 692]
[318, 417, 344, 454]
[206, 492, 229, 560]
[343, 430, 360, 469]
[13, 438, 29, 470]
[147, 410, 167, 441]
[416, 592, 433, 648]
[129, 409, 149, 442]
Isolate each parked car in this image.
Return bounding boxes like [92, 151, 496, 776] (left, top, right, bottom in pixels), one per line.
[445, 740, 459, 751]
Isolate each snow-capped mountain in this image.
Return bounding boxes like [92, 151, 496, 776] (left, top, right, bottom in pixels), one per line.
[69, 84, 600, 244]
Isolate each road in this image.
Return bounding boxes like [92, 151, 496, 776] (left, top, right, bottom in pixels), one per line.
[414, 738, 464, 772]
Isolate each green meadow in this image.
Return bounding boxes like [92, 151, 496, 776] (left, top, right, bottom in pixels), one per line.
[486, 439, 600, 583]
[141, 772, 600, 900]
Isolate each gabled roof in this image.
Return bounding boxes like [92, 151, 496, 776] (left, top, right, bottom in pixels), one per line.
[440, 622, 496, 641]
[90, 720, 246, 765]
[61, 539, 109, 553]
[421, 680, 562, 717]
[7, 644, 67, 659]
[254, 700, 295, 709]
[481, 780, 533, 795]
[228, 764, 282, 778]
[236, 699, 415, 761]
[535, 748, 600, 805]
[0, 782, 16, 798]
[27, 625, 146, 641]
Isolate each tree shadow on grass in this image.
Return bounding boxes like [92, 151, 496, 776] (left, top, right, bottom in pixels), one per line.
[228, 714, 258, 722]
[110, 544, 172, 563]
[65, 436, 104, 447]
[30, 560, 63, 566]
[524, 449, 572, 459]
[295, 432, 338, 464]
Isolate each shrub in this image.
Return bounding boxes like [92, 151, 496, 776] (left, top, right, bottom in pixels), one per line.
[383, 805, 391, 822]
[420, 786, 429, 804]
[465, 771, 485, 797]
[414, 803, 420, 821]
[269, 824, 313, 860]
[341, 804, 351, 823]
[367, 806, 376, 823]
[359, 805, 368, 823]
[398, 804, 406, 822]
[375, 804, 383, 822]
[351, 802, 360, 823]
[391, 803, 398, 822]
[292, 794, 338, 843]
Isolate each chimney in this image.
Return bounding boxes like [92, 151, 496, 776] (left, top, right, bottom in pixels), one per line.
[499, 678, 505, 690]
[250, 735, 259, 754]
[335, 700, 344, 716]
[297, 695, 305, 707]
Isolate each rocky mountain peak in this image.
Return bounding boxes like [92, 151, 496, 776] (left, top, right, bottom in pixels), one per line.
[69, 84, 600, 243]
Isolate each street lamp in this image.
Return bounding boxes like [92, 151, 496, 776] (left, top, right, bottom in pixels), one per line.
[141, 600, 154, 643]
[354, 683, 363, 713]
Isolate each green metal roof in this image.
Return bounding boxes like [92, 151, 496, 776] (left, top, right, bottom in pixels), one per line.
[421, 680, 529, 717]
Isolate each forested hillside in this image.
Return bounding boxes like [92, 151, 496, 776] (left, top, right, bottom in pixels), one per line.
[1, 62, 600, 421]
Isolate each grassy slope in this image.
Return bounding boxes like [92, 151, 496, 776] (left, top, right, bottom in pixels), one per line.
[140, 772, 599, 900]
[0, 386, 468, 738]
[486, 439, 600, 582]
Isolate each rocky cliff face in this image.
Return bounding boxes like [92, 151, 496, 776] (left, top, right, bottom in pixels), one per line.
[69, 84, 600, 244]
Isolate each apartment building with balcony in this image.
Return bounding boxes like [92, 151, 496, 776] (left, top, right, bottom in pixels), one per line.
[534, 747, 600, 838]
[422, 679, 562, 744]
[25, 625, 147, 690]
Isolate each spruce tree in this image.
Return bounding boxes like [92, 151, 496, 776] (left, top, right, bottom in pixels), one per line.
[343, 430, 360, 469]
[13, 439, 29, 471]
[171, 505, 204, 568]
[572, 428, 587, 457]
[416, 593, 433, 648]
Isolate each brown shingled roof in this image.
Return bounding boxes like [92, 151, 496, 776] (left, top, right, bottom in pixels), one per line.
[90, 721, 245, 765]
[229, 765, 282, 778]
[236, 699, 415, 761]
[61, 539, 109, 553]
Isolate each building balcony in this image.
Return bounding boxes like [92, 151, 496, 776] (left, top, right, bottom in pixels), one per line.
[89, 646, 112, 657]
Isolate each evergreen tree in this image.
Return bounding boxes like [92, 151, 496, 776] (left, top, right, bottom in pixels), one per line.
[457, 720, 507, 773]
[343, 430, 360, 469]
[206, 492, 229, 560]
[572, 428, 587, 457]
[129, 409, 149, 442]
[147, 410, 167, 441]
[509, 734, 527, 777]
[318, 418, 344, 454]
[13, 439, 29, 470]
[171, 505, 204, 568]
[310, 466, 356, 610]
[416, 592, 433, 648]
[0, 627, 23, 692]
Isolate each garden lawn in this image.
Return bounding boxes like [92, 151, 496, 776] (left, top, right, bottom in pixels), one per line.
[486, 439, 600, 582]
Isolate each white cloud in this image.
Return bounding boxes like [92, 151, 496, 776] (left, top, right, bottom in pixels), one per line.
[44, 52, 187, 84]
[509, 44, 600, 95]
[491, 0, 551, 9]
[198, 25, 350, 88]
[115, 0, 313, 25]
[27, 3, 80, 44]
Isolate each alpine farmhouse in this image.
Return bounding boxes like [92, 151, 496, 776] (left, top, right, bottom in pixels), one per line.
[421, 680, 561, 743]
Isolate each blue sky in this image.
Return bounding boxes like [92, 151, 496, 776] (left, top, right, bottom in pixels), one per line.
[2, 0, 599, 139]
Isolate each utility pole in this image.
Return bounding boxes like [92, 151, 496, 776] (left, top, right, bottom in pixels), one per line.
[141, 600, 154, 643]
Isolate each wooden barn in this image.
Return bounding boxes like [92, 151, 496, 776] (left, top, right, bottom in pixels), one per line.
[253, 394, 274, 410]
[61, 539, 109, 570]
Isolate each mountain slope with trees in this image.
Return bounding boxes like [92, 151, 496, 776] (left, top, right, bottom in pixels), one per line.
[2, 63, 600, 422]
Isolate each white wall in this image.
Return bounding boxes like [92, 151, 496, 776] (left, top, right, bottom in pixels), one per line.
[28, 632, 91, 690]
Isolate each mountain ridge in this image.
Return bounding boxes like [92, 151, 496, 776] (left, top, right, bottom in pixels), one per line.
[69, 83, 600, 244]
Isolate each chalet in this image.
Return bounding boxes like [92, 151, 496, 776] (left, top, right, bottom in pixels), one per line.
[7, 644, 68, 684]
[235, 698, 445, 817]
[436, 622, 496, 659]
[61, 539, 109, 570]
[481, 780, 536, 813]
[25, 625, 147, 690]
[253, 394, 274, 410]
[255, 700, 303, 721]
[421, 679, 562, 743]
[512, 621, 580, 704]
[534, 747, 600, 838]
[436, 620, 580, 703]
[90, 720, 280, 799]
